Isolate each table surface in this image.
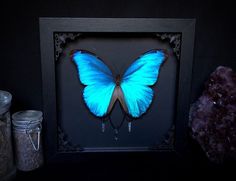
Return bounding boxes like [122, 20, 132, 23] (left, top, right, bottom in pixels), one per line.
[12, 160, 235, 181]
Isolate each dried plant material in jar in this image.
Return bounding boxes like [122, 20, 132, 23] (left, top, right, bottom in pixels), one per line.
[0, 90, 15, 179]
[13, 128, 43, 171]
[12, 110, 44, 171]
[0, 112, 14, 177]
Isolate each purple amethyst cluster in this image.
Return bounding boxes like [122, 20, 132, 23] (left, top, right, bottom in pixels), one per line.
[189, 66, 236, 163]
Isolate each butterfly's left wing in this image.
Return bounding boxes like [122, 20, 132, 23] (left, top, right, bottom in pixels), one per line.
[72, 51, 116, 117]
[120, 50, 166, 118]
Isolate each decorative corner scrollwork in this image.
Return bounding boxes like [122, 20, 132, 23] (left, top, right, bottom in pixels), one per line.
[58, 126, 83, 152]
[156, 33, 181, 60]
[54, 32, 81, 61]
[150, 125, 175, 151]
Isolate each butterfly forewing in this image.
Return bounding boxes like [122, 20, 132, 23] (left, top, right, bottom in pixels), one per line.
[72, 51, 116, 117]
[120, 50, 166, 118]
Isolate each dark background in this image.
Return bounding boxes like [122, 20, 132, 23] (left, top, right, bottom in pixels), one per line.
[0, 0, 235, 180]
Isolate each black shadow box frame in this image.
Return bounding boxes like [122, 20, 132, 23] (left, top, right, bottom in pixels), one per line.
[39, 18, 195, 163]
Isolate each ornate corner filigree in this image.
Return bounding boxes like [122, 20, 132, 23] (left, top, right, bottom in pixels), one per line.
[54, 32, 81, 61]
[156, 33, 181, 60]
[150, 125, 175, 150]
[58, 126, 83, 152]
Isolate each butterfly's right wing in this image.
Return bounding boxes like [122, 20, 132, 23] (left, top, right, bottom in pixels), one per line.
[72, 51, 116, 117]
[120, 50, 166, 118]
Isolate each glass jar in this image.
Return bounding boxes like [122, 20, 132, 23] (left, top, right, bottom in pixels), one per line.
[12, 110, 44, 171]
[0, 90, 15, 180]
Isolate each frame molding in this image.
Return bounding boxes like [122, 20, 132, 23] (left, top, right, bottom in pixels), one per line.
[39, 18, 195, 162]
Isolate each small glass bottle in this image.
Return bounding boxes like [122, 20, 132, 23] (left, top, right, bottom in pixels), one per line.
[12, 110, 44, 171]
[0, 90, 15, 180]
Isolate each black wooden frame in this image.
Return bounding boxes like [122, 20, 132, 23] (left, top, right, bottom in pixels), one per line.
[39, 18, 195, 162]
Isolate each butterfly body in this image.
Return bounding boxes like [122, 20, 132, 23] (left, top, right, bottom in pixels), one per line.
[72, 50, 166, 118]
[108, 84, 128, 114]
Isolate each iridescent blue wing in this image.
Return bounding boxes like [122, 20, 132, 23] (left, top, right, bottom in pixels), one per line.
[72, 51, 116, 117]
[120, 50, 166, 118]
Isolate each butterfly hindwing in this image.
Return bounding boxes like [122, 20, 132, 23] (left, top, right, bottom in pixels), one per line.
[120, 50, 166, 118]
[72, 51, 116, 117]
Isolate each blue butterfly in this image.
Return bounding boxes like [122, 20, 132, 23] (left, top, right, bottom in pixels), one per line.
[72, 50, 166, 118]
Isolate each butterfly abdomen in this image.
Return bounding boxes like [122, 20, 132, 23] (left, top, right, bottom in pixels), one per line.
[108, 86, 128, 114]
